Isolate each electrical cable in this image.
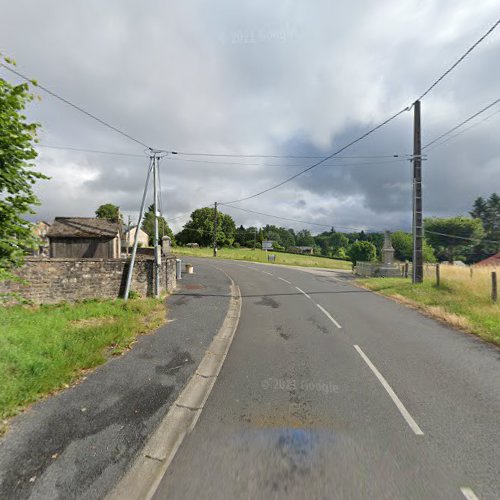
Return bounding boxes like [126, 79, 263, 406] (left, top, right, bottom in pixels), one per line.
[426, 230, 499, 244]
[220, 106, 411, 204]
[37, 144, 146, 157]
[423, 96, 500, 150]
[0, 63, 152, 150]
[416, 18, 500, 101]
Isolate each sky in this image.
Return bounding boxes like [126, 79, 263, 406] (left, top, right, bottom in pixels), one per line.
[1, 0, 499, 234]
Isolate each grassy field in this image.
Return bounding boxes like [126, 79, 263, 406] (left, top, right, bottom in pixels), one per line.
[0, 298, 165, 424]
[174, 247, 352, 270]
[358, 264, 500, 345]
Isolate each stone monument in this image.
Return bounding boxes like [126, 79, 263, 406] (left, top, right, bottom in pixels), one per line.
[378, 231, 400, 277]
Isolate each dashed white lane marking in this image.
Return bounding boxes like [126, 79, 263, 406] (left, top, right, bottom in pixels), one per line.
[277, 277, 292, 284]
[460, 487, 479, 500]
[295, 286, 312, 300]
[354, 345, 424, 436]
[316, 304, 342, 329]
[261, 271, 273, 276]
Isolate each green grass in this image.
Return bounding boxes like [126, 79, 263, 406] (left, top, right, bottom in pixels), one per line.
[358, 276, 500, 345]
[174, 247, 352, 270]
[0, 298, 165, 422]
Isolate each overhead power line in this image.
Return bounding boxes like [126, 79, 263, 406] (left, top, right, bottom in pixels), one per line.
[426, 230, 499, 244]
[216, 18, 500, 205]
[171, 151, 408, 160]
[416, 18, 500, 101]
[220, 107, 411, 204]
[37, 144, 146, 158]
[423, 96, 500, 150]
[166, 156, 410, 168]
[0, 63, 152, 150]
[218, 203, 376, 232]
[424, 107, 500, 151]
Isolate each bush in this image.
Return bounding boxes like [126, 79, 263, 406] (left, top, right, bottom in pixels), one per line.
[348, 241, 377, 265]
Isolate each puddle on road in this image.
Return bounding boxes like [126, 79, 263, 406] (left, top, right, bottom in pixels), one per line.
[256, 296, 280, 309]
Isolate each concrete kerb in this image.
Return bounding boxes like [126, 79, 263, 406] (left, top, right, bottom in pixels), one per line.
[107, 270, 241, 500]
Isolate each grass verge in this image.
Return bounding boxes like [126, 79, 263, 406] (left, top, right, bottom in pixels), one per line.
[0, 298, 165, 425]
[174, 247, 352, 270]
[358, 277, 500, 346]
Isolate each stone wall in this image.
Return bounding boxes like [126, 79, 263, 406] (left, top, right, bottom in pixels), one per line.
[0, 256, 177, 304]
[354, 261, 401, 278]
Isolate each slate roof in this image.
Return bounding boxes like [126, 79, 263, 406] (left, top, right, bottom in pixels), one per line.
[47, 218, 120, 238]
[475, 252, 500, 267]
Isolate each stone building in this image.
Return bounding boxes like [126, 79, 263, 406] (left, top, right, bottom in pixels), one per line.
[47, 217, 121, 258]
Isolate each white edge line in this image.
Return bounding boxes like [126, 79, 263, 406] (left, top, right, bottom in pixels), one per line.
[295, 286, 312, 300]
[460, 487, 479, 500]
[353, 345, 424, 436]
[316, 303, 342, 329]
[278, 277, 292, 284]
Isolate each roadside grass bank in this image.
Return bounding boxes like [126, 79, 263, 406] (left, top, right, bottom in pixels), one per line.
[0, 298, 166, 425]
[358, 265, 500, 345]
[174, 247, 352, 270]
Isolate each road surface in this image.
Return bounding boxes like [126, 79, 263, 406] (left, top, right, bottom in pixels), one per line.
[153, 258, 500, 500]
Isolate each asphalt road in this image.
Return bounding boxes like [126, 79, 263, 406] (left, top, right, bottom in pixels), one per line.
[153, 257, 500, 500]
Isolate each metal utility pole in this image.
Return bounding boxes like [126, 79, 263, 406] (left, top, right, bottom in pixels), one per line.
[412, 100, 424, 283]
[124, 157, 154, 300]
[153, 155, 161, 297]
[213, 202, 218, 257]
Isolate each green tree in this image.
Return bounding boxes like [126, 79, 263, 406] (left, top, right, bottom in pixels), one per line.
[348, 240, 377, 265]
[390, 231, 436, 262]
[0, 60, 48, 281]
[141, 204, 175, 246]
[425, 217, 484, 262]
[176, 207, 235, 247]
[296, 229, 315, 247]
[95, 203, 120, 221]
[470, 193, 500, 260]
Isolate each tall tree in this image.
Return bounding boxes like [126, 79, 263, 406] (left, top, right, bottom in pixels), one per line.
[95, 203, 120, 221]
[0, 59, 48, 281]
[141, 204, 175, 246]
[176, 207, 235, 247]
[425, 217, 484, 262]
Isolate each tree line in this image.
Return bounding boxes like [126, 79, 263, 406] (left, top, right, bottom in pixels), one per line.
[166, 197, 500, 265]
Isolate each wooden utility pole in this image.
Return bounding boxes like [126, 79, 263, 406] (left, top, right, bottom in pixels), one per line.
[213, 202, 218, 257]
[492, 271, 498, 303]
[412, 100, 424, 283]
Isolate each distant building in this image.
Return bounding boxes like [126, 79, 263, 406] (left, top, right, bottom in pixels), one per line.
[123, 225, 149, 248]
[288, 246, 314, 255]
[186, 243, 199, 248]
[47, 217, 121, 258]
[32, 221, 51, 256]
[475, 252, 500, 267]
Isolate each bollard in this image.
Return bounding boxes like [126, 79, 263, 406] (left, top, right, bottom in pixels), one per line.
[176, 259, 182, 280]
[492, 271, 497, 303]
[436, 263, 440, 287]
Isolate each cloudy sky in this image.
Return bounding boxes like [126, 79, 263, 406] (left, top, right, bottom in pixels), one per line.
[1, 0, 499, 233]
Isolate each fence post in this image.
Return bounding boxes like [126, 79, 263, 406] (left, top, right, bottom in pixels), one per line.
[492, 271, 497, 303]
[436, 263, 440, 287]
[470, 266, 473, 279]
[404, 262, 409, 279]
